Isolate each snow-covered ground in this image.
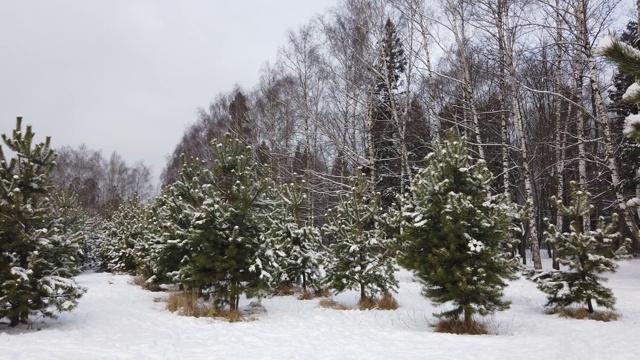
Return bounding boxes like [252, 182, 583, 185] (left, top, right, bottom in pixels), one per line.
[2, 260, 638, 359]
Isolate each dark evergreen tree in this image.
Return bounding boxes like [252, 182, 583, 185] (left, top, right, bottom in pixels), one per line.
[96, 197, 151, 275]
[48, 191, 92, 273]
[405, 97, 432, 170]
[228, 90, 255, 146]
[532, 182, 628, 313]
[601, 22, 640, 249]
[323, 171, 397, 304]
[398, 133, 518, 327]
[177, 135, 274, 311]
[151, 157, 207, 284]
[0, 118, 84, 327]
[331, 149, 350, 180]
[605, 22, 640, 190]
[370, 18, 407, 210]
[260, 180, 322, 292]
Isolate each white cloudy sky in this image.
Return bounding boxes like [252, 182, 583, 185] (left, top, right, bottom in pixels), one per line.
[0, 0, 337, 184]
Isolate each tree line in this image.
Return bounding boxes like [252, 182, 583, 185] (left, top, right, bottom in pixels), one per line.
[162, 0, 640, 268]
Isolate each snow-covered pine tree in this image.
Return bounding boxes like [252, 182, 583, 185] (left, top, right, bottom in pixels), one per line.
[322, 171, 397, 305]
[96, 197, 150, 274]
[179, 134, 274, 311]
[151, 156, 208, 285]
[260, 179, 322, 293]
[48, 191, 89, 275]
[600, 28, 640, 231]
[605, 22, 640, 177]
[398, 133, 518, 328]
[0, 118, 84, 327]
[532, 182, 628, 313]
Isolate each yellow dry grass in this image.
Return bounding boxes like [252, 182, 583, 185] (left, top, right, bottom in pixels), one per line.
[130, 275, 161, 292]
[375, 293, 399, 310]
[165, 291, 253, 322]
[546, 307, 620, 322]
[318, 298, 350, 310]
[433, 318, 489, 335]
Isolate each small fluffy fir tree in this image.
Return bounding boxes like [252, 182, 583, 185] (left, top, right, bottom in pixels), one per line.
[322, 171, 397, 303]
[259, 179, 322, 292]
[398, 133, 518, 327]
[0, 118, 84, 327]
[47, 191, 90, 274]
[96, 197, 154, 275]
[151, 156, 208, 285]
[159, 135, 274, 311]
[532, 182, 629, 313]
[48, 190, 105, 271]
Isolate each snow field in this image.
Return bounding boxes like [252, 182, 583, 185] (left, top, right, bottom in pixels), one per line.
[1, 261, 638, 359]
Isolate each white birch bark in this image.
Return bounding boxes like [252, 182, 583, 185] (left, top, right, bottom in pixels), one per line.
[576, 0, 640, 240]
[445, 0, 485, 160]
[500, 0, 542, 269]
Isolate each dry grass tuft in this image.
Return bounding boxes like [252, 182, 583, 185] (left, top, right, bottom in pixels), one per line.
[298, 290, 315, 300]
[358, 296, 377, 310]
[130, 275, 161, 292]
[215, 310, 245, 323]
[313, 288, 332, 298]
[165, 291, 260, 322]
[166, 291, 215, 317]
[546, 307, 620, 322]
[297, 287, 331, 300]
[376, 293, 399, 310]
[318, 298, 350, 310]
[433, 318, 489, 335]
[271, 284, 296, 296]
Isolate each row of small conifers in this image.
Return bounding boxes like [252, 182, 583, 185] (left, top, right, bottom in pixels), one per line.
[0, 119, 629, 333]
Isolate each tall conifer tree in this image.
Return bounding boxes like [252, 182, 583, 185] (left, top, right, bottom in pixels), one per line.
[0, 118, 84, 327]
[398, 133, 517, 327]
[178, 135, 273, 311]
[370, 18, 406, 210]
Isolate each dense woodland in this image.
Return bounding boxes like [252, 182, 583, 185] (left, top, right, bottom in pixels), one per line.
[159, 0, 640, 263]
[3, 0, 640, 332]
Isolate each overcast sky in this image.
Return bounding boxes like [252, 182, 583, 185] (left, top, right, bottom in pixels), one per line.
[0, 0, 337, 185]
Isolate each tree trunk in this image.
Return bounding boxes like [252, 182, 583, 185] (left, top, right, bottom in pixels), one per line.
[501, 1, 542, 269]
[573, 0, 590, 232]
[552, 0, 565, 271]
[446, 0, 485, 160]
[464, 306, 472, 327]
[495, 0, 510, 196]
[9, 314, 19, 327]
[519, 235, 527, 265]
[302, 273, 307, 292]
